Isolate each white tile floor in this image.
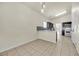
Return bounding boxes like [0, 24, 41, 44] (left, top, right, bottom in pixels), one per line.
[0, 36, 78, 56]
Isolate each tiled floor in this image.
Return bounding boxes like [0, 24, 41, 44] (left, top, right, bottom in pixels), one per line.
[0, 36, 78, 56]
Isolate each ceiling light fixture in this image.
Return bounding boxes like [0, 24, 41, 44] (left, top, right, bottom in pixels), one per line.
[41, 2, 45, 13]
[43, 4, 45, 8]
[41, 8, 44, 13]
[55, 11, 67, 17]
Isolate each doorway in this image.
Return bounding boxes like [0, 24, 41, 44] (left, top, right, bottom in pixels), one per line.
[62, 22, 72, 36]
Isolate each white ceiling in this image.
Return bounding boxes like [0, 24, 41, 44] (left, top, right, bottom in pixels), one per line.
[22, 2, 72, 19]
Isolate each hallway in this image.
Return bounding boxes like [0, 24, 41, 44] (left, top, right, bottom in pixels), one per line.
[0, 36, 78, 56]
[59, 36, 78, 56]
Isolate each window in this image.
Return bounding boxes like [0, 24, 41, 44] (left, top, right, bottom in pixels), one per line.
[43, 22, 47, 28]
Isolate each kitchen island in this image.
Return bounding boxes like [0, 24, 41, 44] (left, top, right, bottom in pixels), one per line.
[37, 30, 57, 43]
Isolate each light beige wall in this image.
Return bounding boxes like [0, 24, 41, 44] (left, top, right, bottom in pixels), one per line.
[71, 3, 79, 54]
[0, 3, 45, 52]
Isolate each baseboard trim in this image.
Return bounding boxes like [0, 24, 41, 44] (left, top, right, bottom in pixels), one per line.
[0, 39, 37, 53]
